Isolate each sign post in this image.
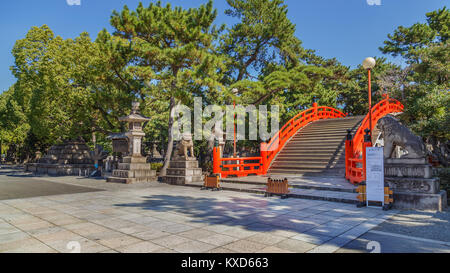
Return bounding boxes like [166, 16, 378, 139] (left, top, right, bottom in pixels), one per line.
[365, 147, 384, 207]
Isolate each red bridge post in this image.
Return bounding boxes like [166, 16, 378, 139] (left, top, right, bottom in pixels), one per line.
[260, 142, 268, 174]
[362, 129, 372, 182]
[345, 129, 353, 180]
[213, 146, 221, 176]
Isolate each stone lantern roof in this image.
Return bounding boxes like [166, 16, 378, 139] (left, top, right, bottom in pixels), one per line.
[118, 101, 150, 123]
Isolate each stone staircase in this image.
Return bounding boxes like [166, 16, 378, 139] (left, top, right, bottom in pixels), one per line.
[268, 116, 364, 177]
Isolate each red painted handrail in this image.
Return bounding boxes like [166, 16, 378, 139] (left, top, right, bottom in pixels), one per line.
[213, 102, 347, 178]
[346, 95, 404, 184]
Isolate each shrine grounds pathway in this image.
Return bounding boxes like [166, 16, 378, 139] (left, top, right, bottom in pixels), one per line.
[0, 167, 448, 253]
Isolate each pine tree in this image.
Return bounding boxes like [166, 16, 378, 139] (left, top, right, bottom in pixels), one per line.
[108, 1, 226, 175]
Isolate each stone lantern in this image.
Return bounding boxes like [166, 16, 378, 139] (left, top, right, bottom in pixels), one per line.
[107, 101, 156, 184]
[119, 101, 149, 157]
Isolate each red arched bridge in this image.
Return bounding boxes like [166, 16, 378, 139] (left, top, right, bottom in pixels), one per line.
[212, 95, 404, 184]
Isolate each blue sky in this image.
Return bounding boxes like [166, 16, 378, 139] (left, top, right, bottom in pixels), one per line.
[0, 0, 446, 93]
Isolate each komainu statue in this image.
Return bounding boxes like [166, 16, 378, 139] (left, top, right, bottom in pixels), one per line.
[377, 115, 426, 159]
[174, 133, 195, 160]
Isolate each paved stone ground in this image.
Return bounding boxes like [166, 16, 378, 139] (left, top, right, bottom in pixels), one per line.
[0, 170, 103, 200]
[337, 209, 450, 253]
[0, 167, 448, 253]
[0, 168, 395, 253]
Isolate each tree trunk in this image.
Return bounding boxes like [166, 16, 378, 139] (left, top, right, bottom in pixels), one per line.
[160, 97, 177, 177]
[92, 131, 98, 167]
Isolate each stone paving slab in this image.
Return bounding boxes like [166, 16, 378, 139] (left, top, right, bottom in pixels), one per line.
[0, 168, 399, 253]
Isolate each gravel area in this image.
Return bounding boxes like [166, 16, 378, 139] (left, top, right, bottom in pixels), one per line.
[373, 209, 450, 243]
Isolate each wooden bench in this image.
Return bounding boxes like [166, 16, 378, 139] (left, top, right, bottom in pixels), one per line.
[265, 178, 289, 199]
[201, 175, 221, 191]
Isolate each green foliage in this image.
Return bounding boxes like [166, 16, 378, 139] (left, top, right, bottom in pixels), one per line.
[221, 0, 304, 83]
[403, 86, 449, 140]
[380, 7, 449, 61]
[151, 162, 163, 172]
[0, 86, 30, 152]
[435, 167, 450, 199]
[11, 26, 115, 143]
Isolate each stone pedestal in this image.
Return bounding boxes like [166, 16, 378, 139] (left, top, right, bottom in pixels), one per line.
[107, 156, 156, 184]
[385, 158, 447, 211]
[106, 101, 156, 184]
[163, 160, 203, 185]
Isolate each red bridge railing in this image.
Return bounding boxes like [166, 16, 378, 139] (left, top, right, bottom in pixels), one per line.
[346, 95, 404, 184]
[213, 102, 347, 178]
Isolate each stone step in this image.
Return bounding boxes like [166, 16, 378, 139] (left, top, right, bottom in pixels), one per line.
[287, 139, 344, 145]
[166, 168, 202, 177]
[280, 150, 344, 156]
[276, 155, 345, 160]
[282, 144, 343, 150]
[163, 175, 203, 185]
[112, 169, 156, 178]
[310, 117, 360, 122]
[279, 150, 344, 155]
[268, 166, 343, 172]
[275, 154, 345, 160]
[268, 170, 345, 177]
[278, 149, 345, 154]
[306, 123, 360, 128]
[303, 123, 361, 128]
[292, 133, 348, 139]
[107, 176, 155, 184]
[299, 129, 351, 134]
[273, 157, 344, 163]
[280, 146, 344, 151]
[312, 119, 363, 125]
[311, 121, 361, 125]
[277, 152, 345, 157]
[270, 162, 345, 169]
[292, 133, 347, 138]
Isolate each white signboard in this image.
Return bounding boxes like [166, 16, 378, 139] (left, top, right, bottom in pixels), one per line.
[365, 147, 384, 206]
